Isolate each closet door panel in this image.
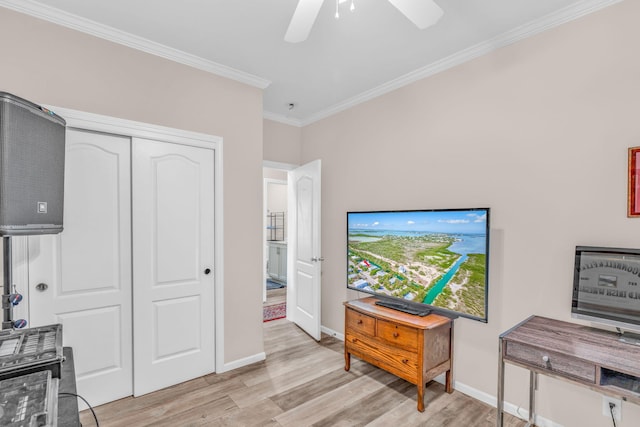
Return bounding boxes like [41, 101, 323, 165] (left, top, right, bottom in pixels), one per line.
[28, 129, 132, 407]
[132, 137, 215, 396]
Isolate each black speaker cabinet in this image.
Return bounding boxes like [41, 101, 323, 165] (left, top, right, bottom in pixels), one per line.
[0, 92, 66, 235]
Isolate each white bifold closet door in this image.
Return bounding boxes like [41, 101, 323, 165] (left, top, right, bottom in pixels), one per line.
[28, 129, 133, 407]
[132, 137, 215, 396]
[28, 130, 216, 406]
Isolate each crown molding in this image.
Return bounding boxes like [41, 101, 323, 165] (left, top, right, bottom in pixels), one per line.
[0, 0, 271, 90]
[263, 111, 303, 127]
[0, 0, 622, 125]
[301, 0, 624, 126]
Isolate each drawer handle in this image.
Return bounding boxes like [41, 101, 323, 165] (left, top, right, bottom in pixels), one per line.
[357, 320, 363, 325]
[542, 355, 550, 365]
[393, 332, 399, 338]
[402, 359, 409, 364]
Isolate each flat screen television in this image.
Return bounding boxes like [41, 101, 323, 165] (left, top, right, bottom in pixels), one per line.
[347, 208, 489, 321]
[572, 246, 640, 341]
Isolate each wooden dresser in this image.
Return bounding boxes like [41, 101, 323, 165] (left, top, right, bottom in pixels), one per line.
[497, 315, 640, 427]
[344, 297, 454, 412]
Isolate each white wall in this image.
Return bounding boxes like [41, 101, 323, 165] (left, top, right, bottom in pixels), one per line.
[266, 182, 287, 214]
[297, 1, 640, 426]
[0, 7, 265, 365]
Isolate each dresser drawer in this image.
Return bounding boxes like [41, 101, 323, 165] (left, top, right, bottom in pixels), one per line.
[377, 319, 418, 351]
[505, 341, 596, 383]
[346, 332, 419, 383]
[346, 308, 376, 337]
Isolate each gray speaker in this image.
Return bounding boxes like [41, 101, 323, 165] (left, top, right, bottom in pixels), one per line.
[0, 92, 66, 235]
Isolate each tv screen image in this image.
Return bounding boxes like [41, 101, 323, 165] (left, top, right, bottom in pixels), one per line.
[572, 246, 640, 334]
[347, 208, 489, 321]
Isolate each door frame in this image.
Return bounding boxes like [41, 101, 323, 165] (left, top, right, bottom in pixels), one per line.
[263, 161, 297, 310]
[39, 105, 226, 373]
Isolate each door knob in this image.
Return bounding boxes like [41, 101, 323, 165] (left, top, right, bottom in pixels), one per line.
[35, 283, 48, 292]
[204, 268, 211, 275]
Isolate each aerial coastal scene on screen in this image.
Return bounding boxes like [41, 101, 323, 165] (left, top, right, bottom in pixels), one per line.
[347, 210, 488, 319]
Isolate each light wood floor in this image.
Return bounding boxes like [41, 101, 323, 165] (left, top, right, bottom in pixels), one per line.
[265, 287, 286, 306]
[80, 319, 526, 426]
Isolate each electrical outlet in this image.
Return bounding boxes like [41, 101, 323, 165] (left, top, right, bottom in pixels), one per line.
[602, 396, 622, 421]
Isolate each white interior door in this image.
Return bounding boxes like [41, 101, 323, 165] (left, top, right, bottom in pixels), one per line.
[287, 160, 322, 340]
[132, 137, 215, 396]
[28, 129, 132, 407]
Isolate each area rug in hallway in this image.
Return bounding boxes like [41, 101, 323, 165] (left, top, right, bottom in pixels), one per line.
[263, 302, 286, 322]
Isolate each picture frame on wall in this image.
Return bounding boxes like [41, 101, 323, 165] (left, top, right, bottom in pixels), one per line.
[629, 146, 640, 217]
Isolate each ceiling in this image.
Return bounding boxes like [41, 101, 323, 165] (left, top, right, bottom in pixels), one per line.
[0, 0, 620, 125]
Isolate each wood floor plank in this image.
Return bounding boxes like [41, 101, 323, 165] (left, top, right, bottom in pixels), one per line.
[318, 334, 344, 354]
[419, 385, 474, 427]
[80, 377, 245, 427]
[367, 382, 470, 426]
[229, 357, 350, 409]
[80, 319, 527, 427]
[311, 378, 415, 426]
[269, 362, 378, 412]
[79, 377, 213, 425]
[129, 394, 237, 427]
[273, 367, 400, 426]
[242, 346, 342, 388]
[202, 360, 266, 386]
[442, 397, 493, 427]
[265, 287, 286, 306]
[154, 396, 281, 427]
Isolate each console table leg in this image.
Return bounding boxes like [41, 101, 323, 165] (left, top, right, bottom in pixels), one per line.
[527, 371, 537, 427]
[344, 350, 351, 371]
[497, 339, 505, 427]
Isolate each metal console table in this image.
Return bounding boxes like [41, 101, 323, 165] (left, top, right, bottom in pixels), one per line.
[497, 315, 640, 427]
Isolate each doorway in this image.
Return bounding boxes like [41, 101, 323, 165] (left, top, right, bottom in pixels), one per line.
[263, 167, 288, 322]
[261, 159, 322, 341]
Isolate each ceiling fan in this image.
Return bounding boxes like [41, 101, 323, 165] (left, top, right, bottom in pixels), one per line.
[285, 0, 444, 43]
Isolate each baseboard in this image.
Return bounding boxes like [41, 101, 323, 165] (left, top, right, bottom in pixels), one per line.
[218, 325, 341, 374]
[319, 323, 559, 426]
[217, 351, 266, 374]
[443, 380, 561, 427]
[220, 325, 342, 374]
[321, 325, 344, 341]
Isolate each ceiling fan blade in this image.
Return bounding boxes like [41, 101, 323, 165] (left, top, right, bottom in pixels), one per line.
[285, 0, 325, 43]
[387, 0, 443, 30]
